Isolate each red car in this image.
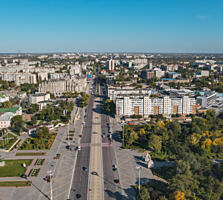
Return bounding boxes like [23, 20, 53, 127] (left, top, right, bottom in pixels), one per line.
[43, 176, 51, 182]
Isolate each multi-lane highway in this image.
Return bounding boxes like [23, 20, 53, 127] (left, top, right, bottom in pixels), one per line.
[100, 86, 122, 200]
[69, 84, 95, 200]
[69, 81, 121, 200]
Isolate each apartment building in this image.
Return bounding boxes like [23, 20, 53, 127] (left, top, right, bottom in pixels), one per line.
[197, 92, 217, 108]
[38, 79, 76, 96]
[108, 86, 152, 101]
[0, 72, 37, 85]
[116, 95, 196, 116]
[141, 70, 154, 80]
[108, 60, 115, 71]
[38, 72, 48, 81]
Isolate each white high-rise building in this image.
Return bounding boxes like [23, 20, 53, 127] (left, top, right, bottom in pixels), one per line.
[107, 59, 115, 70]
[115, 95, 196, 116]
[163, 96, 171, 115]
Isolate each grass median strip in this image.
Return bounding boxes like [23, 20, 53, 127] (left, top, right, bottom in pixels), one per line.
[16, 152, 46, 156]
[0, 181, 32, 187]
[34, 159, 45, 165]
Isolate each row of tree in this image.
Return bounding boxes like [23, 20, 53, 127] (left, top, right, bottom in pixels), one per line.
[79, 92, 90, 107]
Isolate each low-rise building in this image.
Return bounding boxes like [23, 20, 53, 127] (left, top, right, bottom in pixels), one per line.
[201, 70, 210, 77]
[0, 94, 9, 103]
[0, 112, 14, 129]
[29, 93, 50, 104]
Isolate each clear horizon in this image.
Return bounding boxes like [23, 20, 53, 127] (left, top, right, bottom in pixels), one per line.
[0, 0, 223, 53]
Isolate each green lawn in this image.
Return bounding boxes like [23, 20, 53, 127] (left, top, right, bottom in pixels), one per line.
[19, 133, 56, 150]
[0, 181, 32, 187]
[0, 160, 32, 177]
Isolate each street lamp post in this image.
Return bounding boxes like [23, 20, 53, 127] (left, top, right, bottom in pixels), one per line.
[121, 121, 125, 147]
[48, 170, 53, 200]
[136, 166, 142, 194]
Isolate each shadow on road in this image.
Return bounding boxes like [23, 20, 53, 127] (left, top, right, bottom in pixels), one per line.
[136, 161, 148, 168]
[31, 182, 50, 200]
[105, 186, 137, 200]
[134, 155, 144, 162]
[93, 173, 137, 200]
[112, 131, 122, 143]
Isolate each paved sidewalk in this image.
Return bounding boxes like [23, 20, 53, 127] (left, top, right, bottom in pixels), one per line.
[0, 106, 84, 200]
[110, 117, 154, 200]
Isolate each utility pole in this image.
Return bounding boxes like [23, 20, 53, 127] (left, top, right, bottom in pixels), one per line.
[136, 166, 141, 194]
[68, 123, 70, 146]
[122, 121, 125, 147]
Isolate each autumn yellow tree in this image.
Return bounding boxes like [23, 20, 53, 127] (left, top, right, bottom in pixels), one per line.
[169, 191, 186, 200]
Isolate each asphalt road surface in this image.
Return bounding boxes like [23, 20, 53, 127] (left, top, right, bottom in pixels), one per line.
[69, 84, 95, 200]
[100, 84, 123, 200]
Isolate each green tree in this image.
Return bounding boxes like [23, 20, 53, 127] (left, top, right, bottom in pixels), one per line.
[30, 116, 37, 125]
[36, 126, 49, 139]
[27, 104, 39, 113]
[148, 134, 162, 152]
[11, 115, 24, 134]
[127, 130, 139, 145]
[138, 186, 150, 200]
[1, 100, 13, 108]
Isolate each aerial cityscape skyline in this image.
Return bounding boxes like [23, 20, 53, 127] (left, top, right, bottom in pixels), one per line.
[0, 1, 223, 200]
[1, 0, 223, 53]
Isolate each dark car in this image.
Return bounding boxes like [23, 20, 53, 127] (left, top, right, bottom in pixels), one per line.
[83, 166, 88, 171]
[114, 179, 120, 184]
[54, 153, 61, 159]
[91, 171, 98, 176]
[21, 174, 27, 179]
[112, 164, 117, 171]
[76, 194, 82, 199]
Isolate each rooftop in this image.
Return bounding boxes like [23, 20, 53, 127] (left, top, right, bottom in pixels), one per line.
[0, 112, 14, 121]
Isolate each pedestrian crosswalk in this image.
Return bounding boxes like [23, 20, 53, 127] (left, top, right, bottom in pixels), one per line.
[80, 142, 112, 147]
[102, 142, 112, 147]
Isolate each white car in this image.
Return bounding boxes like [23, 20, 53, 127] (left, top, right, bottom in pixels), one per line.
[77, 146, 81, 151]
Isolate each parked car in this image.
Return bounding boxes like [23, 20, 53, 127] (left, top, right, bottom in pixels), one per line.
[43, 176, 51, 182]
[112, 164, 117, 171]
[114, 179, 120, 184]
[53, 153, 61, 159]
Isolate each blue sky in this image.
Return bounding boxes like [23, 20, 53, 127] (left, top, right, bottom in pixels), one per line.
[0, 0, 223, 53]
